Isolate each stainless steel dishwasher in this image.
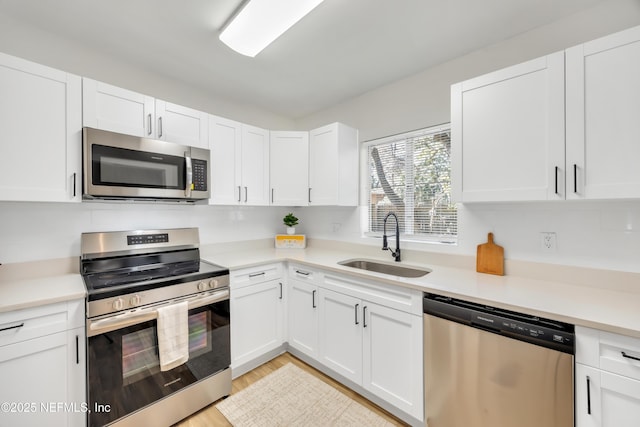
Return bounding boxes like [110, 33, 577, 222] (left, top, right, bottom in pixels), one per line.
[423, 293, 574, 427]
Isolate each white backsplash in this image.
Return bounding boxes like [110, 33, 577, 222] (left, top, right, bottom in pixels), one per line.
[2, 200, 640, 273]
[0, 202, 290, 264]
[297, 201, 640, 273]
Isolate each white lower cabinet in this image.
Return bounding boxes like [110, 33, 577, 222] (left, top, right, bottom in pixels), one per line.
[0, 301, 85, 427]
[287, 279, 319, 359]
[576, 326, 640, 427]
[232, 262, 423, 424]
[318, 288, 363, 383]
[362, 301, 423, 417]
[316, 276, 424, 422]
[230, 265, 285, 371]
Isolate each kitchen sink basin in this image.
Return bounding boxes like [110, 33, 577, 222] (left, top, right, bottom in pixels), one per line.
[338, 258, 431, 278]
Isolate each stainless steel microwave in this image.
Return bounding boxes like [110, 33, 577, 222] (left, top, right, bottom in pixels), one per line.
[83, 127, 210, 202]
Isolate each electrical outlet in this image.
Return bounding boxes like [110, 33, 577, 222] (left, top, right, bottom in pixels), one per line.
[540, 232, 557, 251]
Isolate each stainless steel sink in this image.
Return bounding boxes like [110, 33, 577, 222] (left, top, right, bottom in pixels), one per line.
[338, 258, 431, 278]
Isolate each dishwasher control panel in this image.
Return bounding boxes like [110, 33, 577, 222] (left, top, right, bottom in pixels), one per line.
[424, 293, 575, 354]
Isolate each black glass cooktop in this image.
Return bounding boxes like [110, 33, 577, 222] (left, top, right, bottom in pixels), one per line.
[81, 248, 228, 301]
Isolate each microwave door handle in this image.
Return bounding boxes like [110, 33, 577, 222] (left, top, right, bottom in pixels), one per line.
[185, 152, 193, 197]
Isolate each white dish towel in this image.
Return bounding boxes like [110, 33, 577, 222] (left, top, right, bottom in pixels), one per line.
[157, 301, 189, 371]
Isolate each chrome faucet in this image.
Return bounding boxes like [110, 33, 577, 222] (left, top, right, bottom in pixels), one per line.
[382, 212, 401, 262]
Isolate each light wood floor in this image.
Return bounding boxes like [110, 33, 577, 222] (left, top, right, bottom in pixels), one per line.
[174, 352, 409, 426]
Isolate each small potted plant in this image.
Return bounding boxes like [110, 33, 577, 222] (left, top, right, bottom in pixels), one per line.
[283, 213, 299, 235]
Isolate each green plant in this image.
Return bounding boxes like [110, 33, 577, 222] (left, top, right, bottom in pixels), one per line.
[283, 213, 299, 227]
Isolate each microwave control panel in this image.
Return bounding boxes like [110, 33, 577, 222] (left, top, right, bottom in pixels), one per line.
[192, 159, 208, 191]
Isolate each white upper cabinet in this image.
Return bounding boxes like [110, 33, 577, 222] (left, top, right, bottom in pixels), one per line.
[209, 115, 243, 205]
[241, 124, 271, 205]
[83, 78, 154, 138]
[154, 99, 208, 149]
[0, 52, 81, 202]
[566, 25, 640, 200]
[209, 115, 270, 206]
[270, 131, 309, 206]
[83, 78, 208, 148]
[309, 123, 359, 206]
[451, 51, 565, 202]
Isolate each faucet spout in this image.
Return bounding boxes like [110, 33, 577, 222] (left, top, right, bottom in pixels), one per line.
[382, 212, 401, 262]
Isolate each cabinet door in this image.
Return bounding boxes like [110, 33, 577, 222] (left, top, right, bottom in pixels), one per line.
[0, 331, 80, 427]
[362, 302, 423, 420]
[451, 52, 565, 202]
[309, 123, 358, 206]
[241, 124, 270, 205]
[576, 364, 601, 427]
[288, 279, 318, 358]
[600, 371, 640, 427]
[0, 53, 81, 202]
[270, 131, 309, 206]
[155, 100, 208, 148]
[576, 363, 640, 427]
[209, 115, 242, 205]
[566, 26, 640, 199]
[318, 288, 362, 384]
[67, 327, 86, 427]
[83, 77, 155, 138]
[230, 280, 284, 369]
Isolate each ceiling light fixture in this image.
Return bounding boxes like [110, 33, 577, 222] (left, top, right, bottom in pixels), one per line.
[219, 0, 326, 57]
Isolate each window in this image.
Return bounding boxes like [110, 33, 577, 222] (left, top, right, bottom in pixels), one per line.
[366, 124, 457, 243]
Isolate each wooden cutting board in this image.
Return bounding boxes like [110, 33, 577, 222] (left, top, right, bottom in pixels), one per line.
[476, 232, 504, 275]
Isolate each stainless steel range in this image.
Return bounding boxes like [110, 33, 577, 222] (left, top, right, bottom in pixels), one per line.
[81, 228, 231, 427]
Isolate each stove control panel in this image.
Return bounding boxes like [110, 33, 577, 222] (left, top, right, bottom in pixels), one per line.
[127, 233, 169, 246]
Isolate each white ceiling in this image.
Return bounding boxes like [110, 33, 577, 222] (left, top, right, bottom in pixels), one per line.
[0, 0, 605, 119]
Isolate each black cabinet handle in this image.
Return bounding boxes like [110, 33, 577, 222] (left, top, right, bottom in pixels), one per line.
[72, 173, 77, 197]
[586, 376, 591, 415]
[312, 290, 316, 308]
[573, 164, 578, 194]
[295, 270, 310, 276]
[363, 306, 368, 328]
[554, 166, 559, 194]
[279, 282, 283, 299]
[308, 188, 312, 203]
[0, 323, 24, 333]
[355, 304, 359, 325]
[622, 351, 640, 362]
[271, 188, 274, 203]
[76, 335, 80, 365]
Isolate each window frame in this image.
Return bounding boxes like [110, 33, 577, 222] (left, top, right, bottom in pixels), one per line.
[362, 123, 457, 245]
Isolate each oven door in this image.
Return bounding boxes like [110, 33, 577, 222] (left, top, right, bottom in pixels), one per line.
[86, 290, 229, 427]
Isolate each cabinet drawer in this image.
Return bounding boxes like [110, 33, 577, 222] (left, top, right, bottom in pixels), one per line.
[288, 264, 321, 284]
[231, 263, 282, 289]
[0, 300, 84, 347]
[322, 273, 422, 315]
[576, 326, 640, 381]
[600, 331, 640, 381]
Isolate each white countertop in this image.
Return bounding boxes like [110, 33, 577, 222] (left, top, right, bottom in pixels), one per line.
[201, 243, 640, 339]
[0, 273, 86, 313]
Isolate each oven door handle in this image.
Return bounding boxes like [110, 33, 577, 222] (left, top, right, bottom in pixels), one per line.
[88, 289, 229, 336]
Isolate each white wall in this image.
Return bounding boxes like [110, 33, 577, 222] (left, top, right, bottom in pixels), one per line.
[0, 202, 290, 264]
[295, 0, 640, 273]
[0, 13, 294, 130]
